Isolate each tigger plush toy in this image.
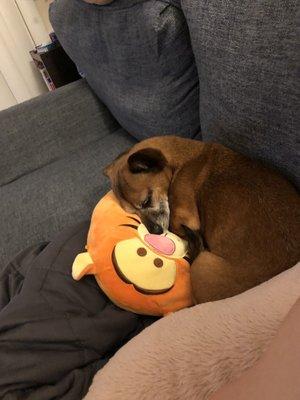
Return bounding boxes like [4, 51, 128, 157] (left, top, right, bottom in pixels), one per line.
[72, 191, 193, 316]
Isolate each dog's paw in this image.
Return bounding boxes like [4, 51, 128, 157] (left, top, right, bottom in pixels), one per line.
[181, 225, 205, 261]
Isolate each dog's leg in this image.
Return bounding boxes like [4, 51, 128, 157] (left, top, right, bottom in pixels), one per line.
[181, 225, 206, 262]
[191, 251, 245, 304]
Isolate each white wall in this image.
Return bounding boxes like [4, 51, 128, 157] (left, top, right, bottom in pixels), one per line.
[16, 0, 51, 45]
[0, 71, 17, 111]
[0, 0, 53, 111]
[34, 0, 53, 35]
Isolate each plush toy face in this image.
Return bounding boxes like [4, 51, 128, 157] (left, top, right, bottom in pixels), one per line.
[113, 223, 188, 294]
[72, 192, 193, 316]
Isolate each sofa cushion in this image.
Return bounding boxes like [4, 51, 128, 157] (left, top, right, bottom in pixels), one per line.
[182, 0, 299, 188]
[50, 0, 200, 140]
[0, 128, 135, 268]
[0, 79, 118, 187]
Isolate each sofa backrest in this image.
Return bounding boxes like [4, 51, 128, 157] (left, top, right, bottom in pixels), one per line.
[51, 0, 299, 188]
[182, 0, 299, 187]
[50, 0, 200, 140]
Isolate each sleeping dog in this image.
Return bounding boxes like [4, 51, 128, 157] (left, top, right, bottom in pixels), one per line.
[104, 136, 300, 304]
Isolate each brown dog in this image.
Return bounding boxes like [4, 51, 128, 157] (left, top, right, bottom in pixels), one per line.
[104, 136, 300, 304]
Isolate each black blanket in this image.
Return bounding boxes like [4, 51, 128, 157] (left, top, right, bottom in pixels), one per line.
[0, 222, 156, 399]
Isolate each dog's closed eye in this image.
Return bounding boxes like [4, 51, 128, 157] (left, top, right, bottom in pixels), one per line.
[140, 192, 152, 209]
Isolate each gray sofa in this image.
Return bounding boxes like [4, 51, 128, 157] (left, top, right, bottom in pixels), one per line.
[1, 0, 298, 270]
[0, 80, 135, 267]
[0, 1, 298, 398]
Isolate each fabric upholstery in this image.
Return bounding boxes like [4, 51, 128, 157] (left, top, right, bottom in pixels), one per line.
[181, 0, 299, 188]
[0, 79, 119, 187]
[0, 222, 156, 399]
[0, 128, 135, 268]
[49, 0, 200, 140]
[210, 298, 300, 400]
[84, 262, 300, 400]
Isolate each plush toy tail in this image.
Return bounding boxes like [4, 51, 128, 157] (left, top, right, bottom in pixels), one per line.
[72, 252, 95, 280]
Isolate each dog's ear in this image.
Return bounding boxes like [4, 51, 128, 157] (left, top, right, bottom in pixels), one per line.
[128, 148, 167, 174]
[103, 149, 129, 178]
[103, 162, 113, 178]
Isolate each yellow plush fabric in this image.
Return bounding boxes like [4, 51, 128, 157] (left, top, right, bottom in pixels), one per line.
[72, 191, 193, 316]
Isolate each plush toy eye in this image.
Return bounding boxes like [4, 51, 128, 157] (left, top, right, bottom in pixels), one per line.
[140, 193, 152, 209]
[137, 247, 147, 256]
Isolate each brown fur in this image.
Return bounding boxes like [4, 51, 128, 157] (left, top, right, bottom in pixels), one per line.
[104, 136, 300, 304]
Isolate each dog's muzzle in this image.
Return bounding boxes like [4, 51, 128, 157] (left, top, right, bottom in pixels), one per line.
[141, 200, 170, 235]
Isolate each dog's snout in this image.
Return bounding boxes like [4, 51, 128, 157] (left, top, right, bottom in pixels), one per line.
[141, 199, 169, 235]
[146, 221, 164, 235]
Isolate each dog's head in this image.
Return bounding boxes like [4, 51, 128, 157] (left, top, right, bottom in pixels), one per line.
[104, 148, 173, 234]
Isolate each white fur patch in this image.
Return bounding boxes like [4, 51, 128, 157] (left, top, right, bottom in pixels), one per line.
[156, 199, 170, 232]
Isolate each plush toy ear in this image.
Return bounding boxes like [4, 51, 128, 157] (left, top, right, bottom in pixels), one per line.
[128, 148, 167, 173]
[72, 252, 95, 280]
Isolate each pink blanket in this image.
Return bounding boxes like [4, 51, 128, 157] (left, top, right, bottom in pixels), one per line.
[85, 263, 300, 400]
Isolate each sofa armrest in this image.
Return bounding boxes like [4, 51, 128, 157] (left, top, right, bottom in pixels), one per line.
[0, 79, 119, 186]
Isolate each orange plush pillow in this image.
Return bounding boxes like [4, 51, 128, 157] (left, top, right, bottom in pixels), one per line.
[72, 191, 192, 316]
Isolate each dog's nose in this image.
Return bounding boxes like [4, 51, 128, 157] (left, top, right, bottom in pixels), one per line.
[147, 221, 163, 235]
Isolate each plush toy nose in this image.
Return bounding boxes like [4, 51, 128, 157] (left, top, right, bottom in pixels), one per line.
[144, 234, 175, 256]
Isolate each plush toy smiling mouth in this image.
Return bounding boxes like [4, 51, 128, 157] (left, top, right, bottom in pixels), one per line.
[112, 245, 174, 295]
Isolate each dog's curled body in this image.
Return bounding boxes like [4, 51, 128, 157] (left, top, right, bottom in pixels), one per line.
[104, 136, 300, 304]
[168, 143, 300, 303]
